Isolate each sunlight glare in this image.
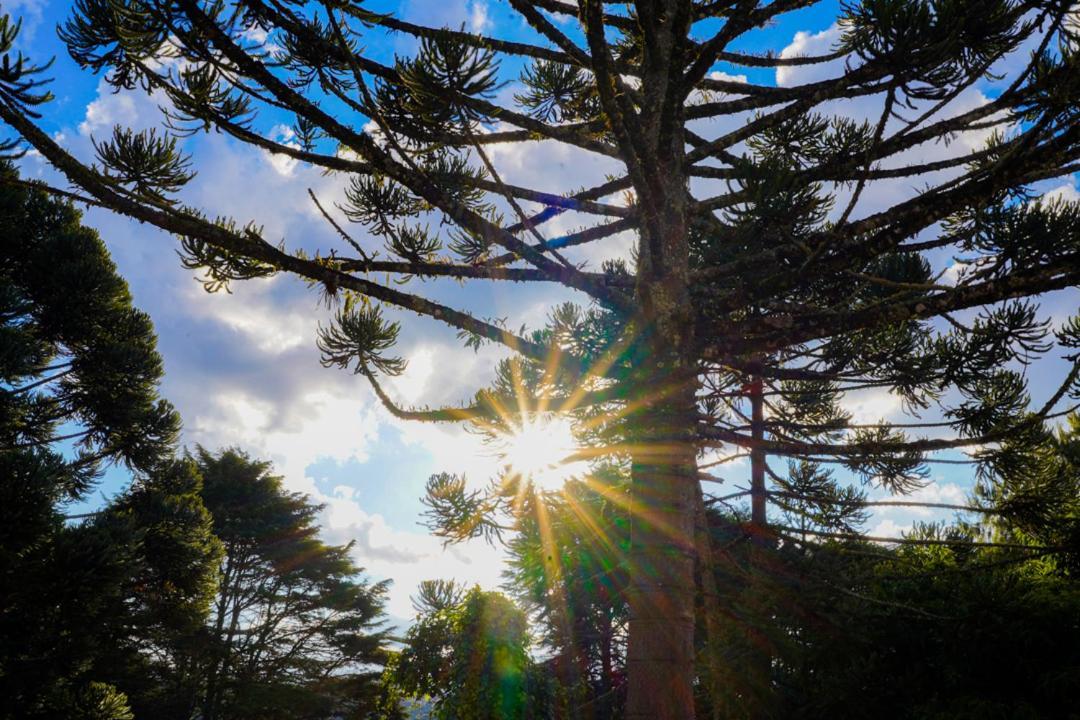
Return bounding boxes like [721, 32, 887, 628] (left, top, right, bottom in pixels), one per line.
[499, 415, 585, 492]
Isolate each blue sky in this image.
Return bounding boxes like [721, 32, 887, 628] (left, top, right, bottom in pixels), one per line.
[11, 0, 1080, 626]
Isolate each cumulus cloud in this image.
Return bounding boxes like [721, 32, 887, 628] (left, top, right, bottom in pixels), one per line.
[842, 386, 905, 425]
[862, 480, 972, 545]
[264, 125, 302, 177]
[79, 81, 144, 137]
[317, 485, 507, 620]
[874, 480, 968, 518]
[182, 277, 310, 353]
[777, 24, 845, 87]
[869, 517, 909, 539]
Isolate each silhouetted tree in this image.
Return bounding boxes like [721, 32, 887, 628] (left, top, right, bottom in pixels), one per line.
[188, 447, 393, 720]
[0, 161, 210, 719]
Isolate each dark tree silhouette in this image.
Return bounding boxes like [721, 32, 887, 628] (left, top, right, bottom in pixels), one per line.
[0, 162, 209, 719]
[189, 447, 393, 720]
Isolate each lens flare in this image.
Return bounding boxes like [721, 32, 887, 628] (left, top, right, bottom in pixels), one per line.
[499, 415, 584, 491]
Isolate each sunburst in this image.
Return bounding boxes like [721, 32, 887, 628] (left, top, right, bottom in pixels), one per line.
[498, 414, 587, 492]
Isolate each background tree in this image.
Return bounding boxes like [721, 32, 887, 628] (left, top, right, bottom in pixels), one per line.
[4, 2, 1080, 716]
[0, 457, 220, 720]
[699, 509, 1080, 718]
[83, 458, 224, 719]
[388, 581, 534, 720]
[0, 161, 203, 719]
[504, 475, 630, 719]
[187, 447, 393, 720]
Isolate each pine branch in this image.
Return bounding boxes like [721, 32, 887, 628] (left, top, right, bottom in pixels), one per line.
[178, 1, 627, 308]
[774, 526, 1067, 551]
[0, 104, 560, 363]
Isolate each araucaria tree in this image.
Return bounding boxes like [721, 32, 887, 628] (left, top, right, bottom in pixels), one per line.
[3, 1, 1080, 716]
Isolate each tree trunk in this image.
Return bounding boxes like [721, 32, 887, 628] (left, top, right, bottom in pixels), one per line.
[696, 483, 726, 720]
[622, 4, 696, 715]
[623, 150, 697, 718]
[747, 376, 773, 714]
[202, 555, 234, 720]
[624, 369, 698, 719]
[599, 608, 614, 719]
[750, 376, 766, 529]
[623, 201, 697, 717]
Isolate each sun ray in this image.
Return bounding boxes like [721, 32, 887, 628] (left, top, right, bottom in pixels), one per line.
[498, 413, 587, 492]
[562, 488, 626, 564]
[579, 475, 684, 546]
[534, 498, 576, 655]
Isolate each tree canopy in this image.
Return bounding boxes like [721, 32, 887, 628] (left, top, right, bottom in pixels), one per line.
[0, 158, 179, 497]
[189, 447, 393, 720]
[0, 162, 215, 719]
[2, 2, 1079, 716]
[388, 582, 534, 720]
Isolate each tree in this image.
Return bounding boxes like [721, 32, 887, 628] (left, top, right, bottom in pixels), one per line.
[695, 415, 1080, 718]
[89, 458, 223, 719]
[0, 157, 180, 487]
[389, 582, 534, 720]
[0, 457, 220, 720]
[4, 2, 1080, 716]
[504, 476, 630, 718]
[698, 516, 1080, 719]
[187, 447, 392, 720]
[0, 161, 203, 719]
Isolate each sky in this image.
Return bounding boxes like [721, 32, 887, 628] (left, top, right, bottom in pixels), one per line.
[10, 0, 1080, 629]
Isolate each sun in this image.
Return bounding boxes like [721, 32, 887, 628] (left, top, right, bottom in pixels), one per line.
[498, 415, 585, 492]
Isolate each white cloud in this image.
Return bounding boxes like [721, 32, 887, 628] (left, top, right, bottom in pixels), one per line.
[481, 123, 632, 269]
[79, 83, 142, 137]
[862, 480, 972, 546]
[869, 517, 909, 539]
[189, 389, 378, 486]
[1045, 179, 1080, 204]
[874, 481, 967, 518]
[469, 0, 493, 33]
[318, 484, 506, 620]
[709, 70, 749, 85]
[264, 124, 301, 177]
[942, 260, 967, 286]
[398, 0, 495, 44]
[842, 386, 905, 424]
[777, 24, 844, 87]
[183, 276, 310, 353]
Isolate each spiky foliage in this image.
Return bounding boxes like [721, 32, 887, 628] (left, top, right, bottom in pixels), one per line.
[4, 1, 1080, 716]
